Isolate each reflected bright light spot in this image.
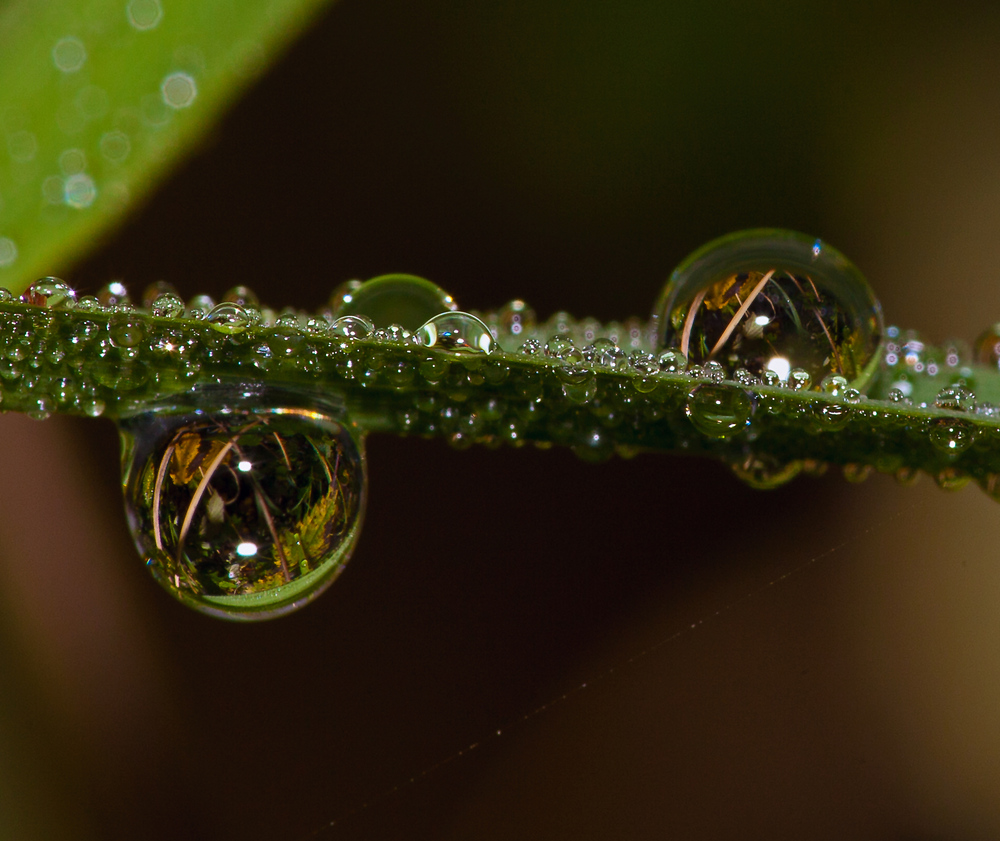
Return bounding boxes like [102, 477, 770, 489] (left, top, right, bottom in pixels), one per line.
[765, 356, 791, 383]
[236, 542, 257, 557]
[52, 37, 87, 73]
[7, 130, 37, 163]
[161, 72, 197, 109]
[64, 173, 97, 209]
[753, 315, 770, 327]
[237, 460, 252, 472]
[58, 148, 86, 175]
[127, 0, 163, 30]
[0, 238, 17, 268]
[100, 130, 131, 164]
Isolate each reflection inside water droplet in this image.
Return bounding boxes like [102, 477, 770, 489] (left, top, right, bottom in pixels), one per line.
[120, 387, 367, 620]
[655, 229, 884, 390]
[685, 384, 753, 438]
[417, 312, 495, 354]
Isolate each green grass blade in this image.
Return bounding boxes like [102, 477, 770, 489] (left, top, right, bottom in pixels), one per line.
[0, 0, 332, 294]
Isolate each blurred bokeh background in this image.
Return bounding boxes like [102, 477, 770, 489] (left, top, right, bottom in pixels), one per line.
[4, 1, 1000, 838]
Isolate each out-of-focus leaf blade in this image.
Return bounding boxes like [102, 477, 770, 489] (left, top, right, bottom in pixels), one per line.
[0, 0, 331, 294]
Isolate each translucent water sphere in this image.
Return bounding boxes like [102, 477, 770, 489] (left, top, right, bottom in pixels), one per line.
[120, 387, 366, 620]
[416, 311, 496, 354]
[685, 384, 753, 438]
[333, 274, 457, 331]
[654, 230, 884, 390]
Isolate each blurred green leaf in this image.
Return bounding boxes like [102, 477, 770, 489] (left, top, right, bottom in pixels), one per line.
[0, 0, 331, 294]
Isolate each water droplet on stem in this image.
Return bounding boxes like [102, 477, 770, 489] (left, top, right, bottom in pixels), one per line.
[654, 229, 883, 391]
[119, 387, 367, 620]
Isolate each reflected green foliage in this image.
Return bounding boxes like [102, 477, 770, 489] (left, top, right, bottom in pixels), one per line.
[0, 0, 331, 293]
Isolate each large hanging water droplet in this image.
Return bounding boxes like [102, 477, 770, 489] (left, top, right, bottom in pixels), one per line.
[654, 229, 884, 390]
[416, 312, 495, 354]
[685, 384, 753, 438]
[120, 388, 367, 620]
[334, 274, 457, 331]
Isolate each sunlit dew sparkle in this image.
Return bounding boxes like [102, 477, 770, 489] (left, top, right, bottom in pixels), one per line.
[235, 542, 258, 557]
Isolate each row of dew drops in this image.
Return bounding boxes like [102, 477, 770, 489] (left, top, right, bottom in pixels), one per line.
[6, 229, 1000, 619]
[3, 272, 1000, 455]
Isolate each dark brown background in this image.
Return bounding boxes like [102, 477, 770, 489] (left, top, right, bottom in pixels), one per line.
[3, 1, 1000, 838]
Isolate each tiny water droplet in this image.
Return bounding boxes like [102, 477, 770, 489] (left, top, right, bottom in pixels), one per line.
[702, 360, 725, 383]
[762, 369, 783, 387]
[330, 315, 373, 340]
[22, 278, 77, 309]
[583, 338, 626, 369]
[205, 303, 251, 335]
[657, 349, 687, 373]
[820, 374, 849, 395]
[545, 333, 576, 359]
[372, 324, 411, 344]
[417, 312, 495, 354]
[150, 292, 185, 319]
[788, 368, 811, 390]
[628, 351, 658, 376]
[108, 312, 145, 348]
[655, 229, 883, 390]
[556, 364, 597, 403]
[685, 384, 753, 438]
[120, 388, 366, 620]
[305, 317, 331, 335]
[814, 400, 852, 430]
[934, 385, 975, 412]
[335, 274, 457, 331]
[929, 418, 976, 456]
[519, 338, 542, 355]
